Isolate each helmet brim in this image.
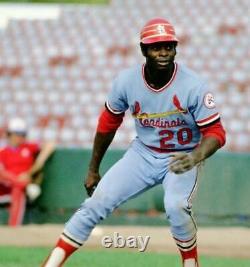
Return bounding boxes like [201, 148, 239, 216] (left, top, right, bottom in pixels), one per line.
[141, 35, 178, 44]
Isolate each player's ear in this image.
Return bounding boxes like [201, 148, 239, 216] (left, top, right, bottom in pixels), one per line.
[174, 42, 178, 55]
[140, 43, 147, 57]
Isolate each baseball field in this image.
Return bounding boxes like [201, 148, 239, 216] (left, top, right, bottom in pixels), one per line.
[0, 225, 249, 267]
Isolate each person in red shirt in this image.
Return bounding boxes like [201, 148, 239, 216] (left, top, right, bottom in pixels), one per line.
[0, 117, 55, 226]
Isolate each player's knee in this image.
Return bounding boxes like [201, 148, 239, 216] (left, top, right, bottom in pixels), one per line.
[164, 197, 187, 213]
[164, 198, 190, 225]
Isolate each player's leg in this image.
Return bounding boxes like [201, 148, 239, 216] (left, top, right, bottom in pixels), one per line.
[163, 166, 200, 267]
[41, 145, 156, 267]
[8, 185, 27, 226]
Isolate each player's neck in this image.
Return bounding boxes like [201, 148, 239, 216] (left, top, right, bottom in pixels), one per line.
[144, 62, 175, 90]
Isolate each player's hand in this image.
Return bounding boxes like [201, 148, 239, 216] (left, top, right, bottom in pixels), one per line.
[84, 170, 101, 197]
[18, 172, 31, 182]
[169, 152, 197, 174]
[15, 172, 31, 188]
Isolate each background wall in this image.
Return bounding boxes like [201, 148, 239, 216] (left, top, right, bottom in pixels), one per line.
[26, 148, 249, 226]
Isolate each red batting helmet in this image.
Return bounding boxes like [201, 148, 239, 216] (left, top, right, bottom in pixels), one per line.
[140, 18, 178, 44]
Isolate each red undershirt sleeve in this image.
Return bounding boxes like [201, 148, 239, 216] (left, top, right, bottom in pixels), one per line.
[199, 120, 226, 147]
[97, 108, 125, 133]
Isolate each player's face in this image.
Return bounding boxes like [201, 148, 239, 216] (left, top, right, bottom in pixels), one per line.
[144, 41, 177, 70]
[8, 132, 26, 147]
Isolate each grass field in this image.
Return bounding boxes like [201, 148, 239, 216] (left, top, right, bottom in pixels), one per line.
[0, 247, 249, 267]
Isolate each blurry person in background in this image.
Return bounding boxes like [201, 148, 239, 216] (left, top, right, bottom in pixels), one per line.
[0, 117, 56, 226]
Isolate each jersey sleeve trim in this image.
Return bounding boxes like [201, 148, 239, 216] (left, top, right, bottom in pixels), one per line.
[196, 112, 220, 127]
[105, 101, 125, 115]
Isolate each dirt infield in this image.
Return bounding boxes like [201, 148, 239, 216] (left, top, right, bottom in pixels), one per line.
[0, 225, 250, 259]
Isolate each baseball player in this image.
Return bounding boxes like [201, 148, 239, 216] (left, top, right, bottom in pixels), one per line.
[0, 117, 55, 226]
[41, 18, 226, 267]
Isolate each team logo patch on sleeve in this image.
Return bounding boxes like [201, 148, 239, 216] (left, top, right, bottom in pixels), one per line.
[204, 93, 216, 109]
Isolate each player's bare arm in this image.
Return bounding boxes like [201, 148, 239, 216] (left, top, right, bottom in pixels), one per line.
[0, 168, 29, 189]
[0, 166, 16, 183]
[85, 107, 125, 196]
[28, 141, 56, 177]
[85, 131, 116, 196]
[17, 172, 32, 183]
[169, 136, 221, 174]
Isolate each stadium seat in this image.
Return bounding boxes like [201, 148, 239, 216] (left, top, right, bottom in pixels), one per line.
[0, 0, 248, 151]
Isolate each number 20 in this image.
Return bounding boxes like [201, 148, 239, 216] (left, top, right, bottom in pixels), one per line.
[159, 128, 193, 149]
